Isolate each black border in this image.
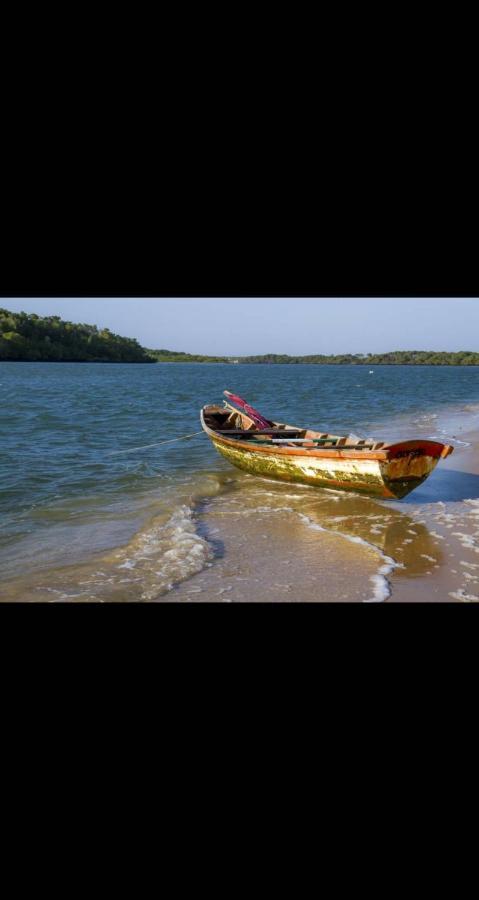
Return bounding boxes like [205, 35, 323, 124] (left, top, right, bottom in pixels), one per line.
[3, 602, 476, 687]
[2, 188, 477, 299]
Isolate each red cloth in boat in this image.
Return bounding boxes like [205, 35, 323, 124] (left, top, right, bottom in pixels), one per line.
[224, 391, 272, 429]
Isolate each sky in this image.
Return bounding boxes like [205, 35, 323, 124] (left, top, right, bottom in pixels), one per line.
[2, 298, 479, 356]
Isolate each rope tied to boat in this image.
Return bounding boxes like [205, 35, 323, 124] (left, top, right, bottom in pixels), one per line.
[108, 430, 204, 455]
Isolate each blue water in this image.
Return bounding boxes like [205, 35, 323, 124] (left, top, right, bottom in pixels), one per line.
[2, 362, 479, 592]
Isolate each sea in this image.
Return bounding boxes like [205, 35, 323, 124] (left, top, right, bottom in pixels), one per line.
[2, 362, 479, 602]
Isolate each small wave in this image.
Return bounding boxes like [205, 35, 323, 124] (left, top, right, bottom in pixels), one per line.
[448, 588, 479, 602]
[433, 429, 471, 447]
[215, 505, 294, 517]
[34, 504, 215, 602]
[297, 513, 400, 602]
[111, 504, 213, 599]
[413, 413, 438, 424]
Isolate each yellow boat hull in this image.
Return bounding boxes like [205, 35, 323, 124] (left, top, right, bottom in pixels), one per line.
[211, 436, 438, 499]
[201, 405, 453, 500]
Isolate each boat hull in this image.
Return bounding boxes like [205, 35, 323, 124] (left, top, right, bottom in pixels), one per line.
[201, 405, 453, 500]
[210, 435, 438, 499]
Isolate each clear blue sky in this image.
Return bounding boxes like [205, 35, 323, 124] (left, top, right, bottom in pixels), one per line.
[2, 298, 479, 355]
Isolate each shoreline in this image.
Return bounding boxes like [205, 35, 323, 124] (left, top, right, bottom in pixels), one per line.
[4, 360, 479, 366]
[172, 423, 479, 603]
[2, 389, 479, 602]
[386, 423, 479, 602]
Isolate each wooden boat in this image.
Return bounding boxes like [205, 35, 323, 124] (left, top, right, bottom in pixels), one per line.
[201, 395, 454, 500]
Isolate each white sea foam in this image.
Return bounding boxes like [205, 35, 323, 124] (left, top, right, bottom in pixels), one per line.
[451, 532, 479, 551]
[260, 492, 312, 500]
[298, 513, 400, 602]
[217, 505, 294, 517]
[413, 413, 438, 425]
[113, 505, 213, 599]
[435, 514, 458, 524]
[448, 588, 479, 602]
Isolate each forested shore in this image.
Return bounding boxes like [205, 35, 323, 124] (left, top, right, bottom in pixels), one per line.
[2, 308, 479, 364]
[237, 351, 479, 365]
[0, 308, 153, 362]
[147, 348, 229, 363]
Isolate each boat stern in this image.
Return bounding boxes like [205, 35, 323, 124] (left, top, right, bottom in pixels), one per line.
[381, 440, 454, 499]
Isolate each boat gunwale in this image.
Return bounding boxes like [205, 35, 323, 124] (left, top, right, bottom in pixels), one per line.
[200, 408, 390, 461]
[200, 408, 453, 462]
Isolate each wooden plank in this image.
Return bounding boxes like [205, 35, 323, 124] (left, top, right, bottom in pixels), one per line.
[214, 427, 375, 450]
[271, 438, 338, 444]
[272, 439, 375, 449]
[215, 429, 303, 436]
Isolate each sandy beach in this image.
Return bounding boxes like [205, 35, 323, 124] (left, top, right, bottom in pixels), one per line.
[384, 425, 479, 602]
[2, 421, 479, 603]
[3, 360, 479, 603]
[171, 421, 479, 602]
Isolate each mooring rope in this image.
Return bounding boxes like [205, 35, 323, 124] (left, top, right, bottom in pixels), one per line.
[108, 430, 204, 456]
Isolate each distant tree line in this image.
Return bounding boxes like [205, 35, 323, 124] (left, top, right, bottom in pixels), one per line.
[147, 350, 479, 365]
[2, 308, 479, 366]
[147, 348, 229, 363]
[237, 351, 479, 365]
[0, 308, 153, 362]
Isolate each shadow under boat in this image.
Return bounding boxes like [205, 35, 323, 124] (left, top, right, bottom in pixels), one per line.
[397, 467, 479, 504]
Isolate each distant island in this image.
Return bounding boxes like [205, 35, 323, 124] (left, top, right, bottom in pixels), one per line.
[234, 351, 479, 365]
[147, 348, 230, 363]
[120, 348, 479, 366]
[2, 308, 479, 365]
[0, 308, 153, 363]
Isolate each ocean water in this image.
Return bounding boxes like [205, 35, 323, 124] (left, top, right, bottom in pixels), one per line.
[2, 362, 479, 601]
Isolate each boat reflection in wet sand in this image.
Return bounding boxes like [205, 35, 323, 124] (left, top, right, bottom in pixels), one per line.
[201, 391, 454, 500]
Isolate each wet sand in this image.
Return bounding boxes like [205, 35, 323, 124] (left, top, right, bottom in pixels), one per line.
[384, 426, 479, 602]
[172, 423, 479, 602]
[2, 424, 479, 603]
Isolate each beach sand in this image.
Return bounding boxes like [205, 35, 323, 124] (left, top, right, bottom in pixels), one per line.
[2, 425, 479, 603]
[171, 424, 479, 602]
[383, 427, 479, 602]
